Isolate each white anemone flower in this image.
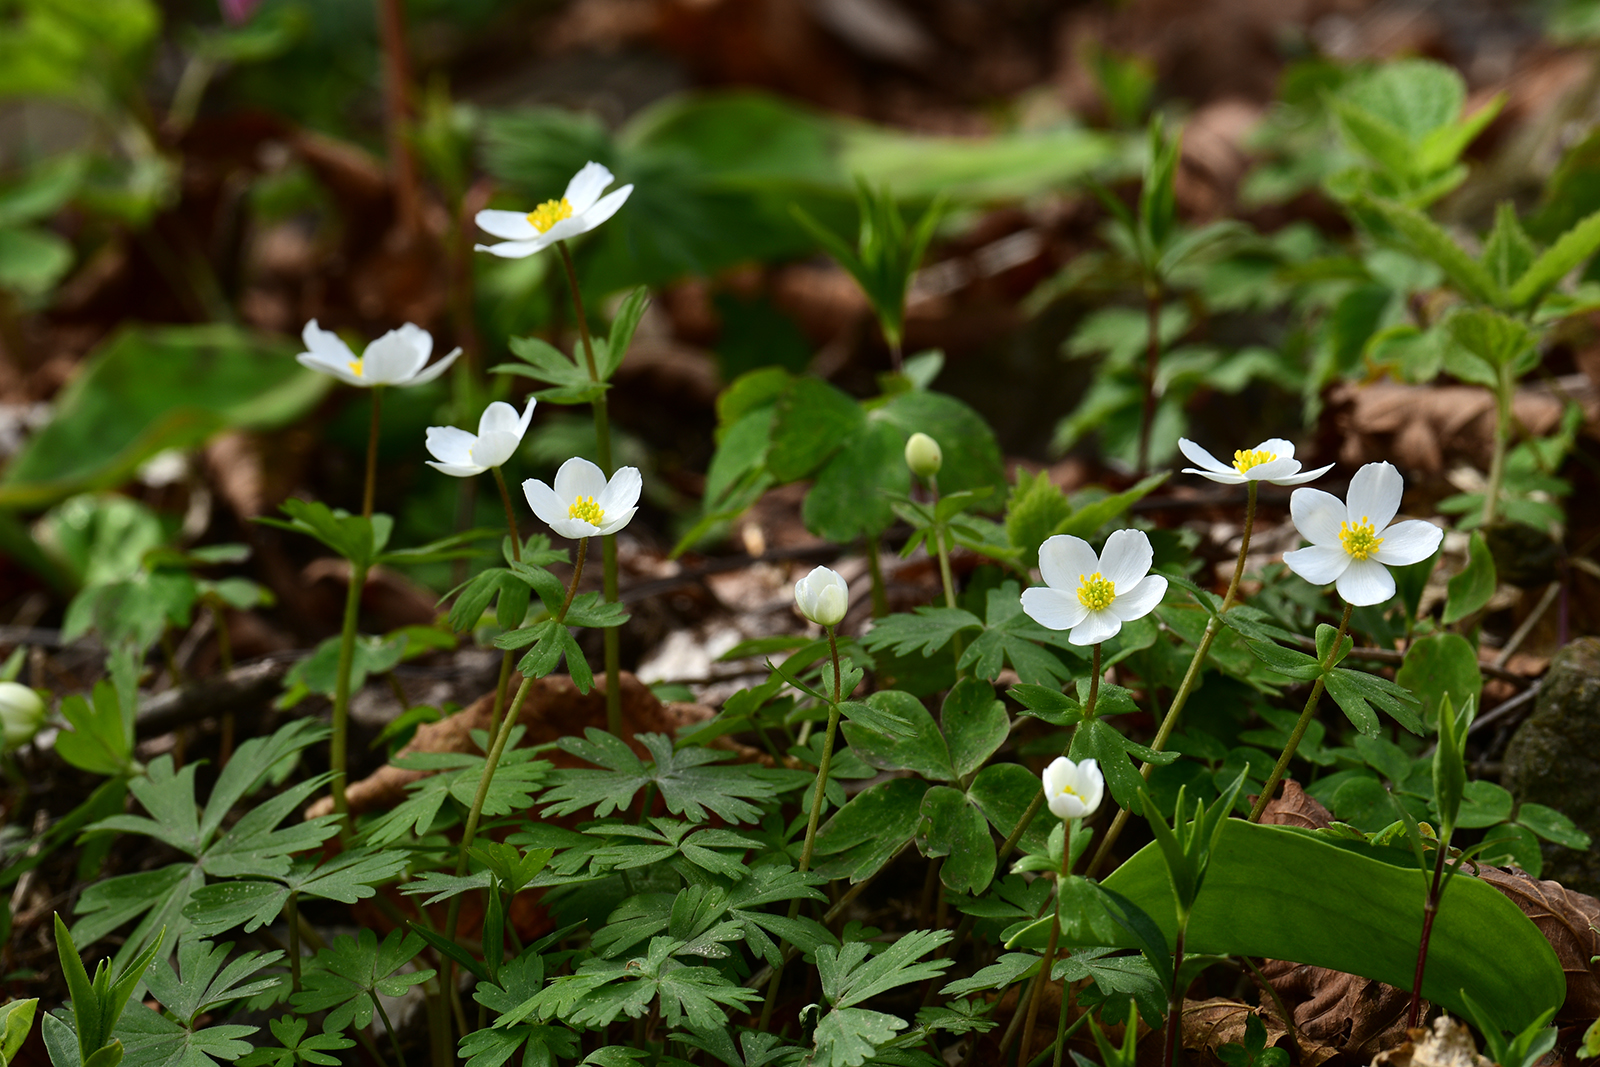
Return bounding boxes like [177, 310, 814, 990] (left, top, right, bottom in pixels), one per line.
[794, 566, 849, 628]
[1282, 461, 1443, 607]
[523, 457, 641, 539]
[1178, 437, 1333, 486]
[425, 398, 536, 478]
[1043, 756, 1104, 820]
[1020, 529, 1169, 646]
[297, 321, 461, 388]
[474, 162, 634, 259]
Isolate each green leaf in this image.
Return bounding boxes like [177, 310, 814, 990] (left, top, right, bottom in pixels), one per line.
[290, 929, 434, 1033]
[1516, 803, 1592, 849]
[1483, 203, 1537, 293]
[235, 1016, 354, 1067]
[1098, 819, 1563, 1031]
[767, 378, 862, 481]
[1510, 207, 1600, 308]
[801, 420, 906, 541]
[1052, 473, 1168, 540]
[876, 390, 1005, 497]
[1005, 469, 1073, 571]
[1445, 308, 1534, 373]
[1325, 668, 1422, 735]
[1396, 633, 1483, 729]
[859, 608, 982, 660]
[1361, 197, 1501, 305]
[810, 1008, 903, 1067]
[143, 942, 282, 1028]
[840, 691, 954, 782]
[0, 999, 37, 1065]
[812, 777, 929, 883]
[968, 762, 1052, 856]
[0, 326, 327, 511]
[917, 787, 995, 896]
[1443, 531, 1497, 624]
[541, 730, 781, 824]
[941, 679, 1009, 779]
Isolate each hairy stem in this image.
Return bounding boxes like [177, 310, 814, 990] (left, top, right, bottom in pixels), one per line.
[1248, 602, 1353, 822]
[1089, 480, 1258, 876]
[556, 241, 622, 736]
[1406, 835, 1451, 1027]
[329, 561, 368, 835]
[1482, 373, 1513, 527]
[363, 387, 384, 519]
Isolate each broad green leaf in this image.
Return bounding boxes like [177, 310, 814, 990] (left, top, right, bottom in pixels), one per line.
[810, 1008, 902, 1067]
[1482, 203, 1537, 293]
[1097, 819, 1562, 1031]
[1516, 803, 1592, 849]
[967, 762, 1053, 856]
[802, 419, 906, 541]
[290, 929, 434, 1034]
[917, 787, 995, 896]
[0, 327, 327, 510]
[875, 390, 1005, 497]
[1053, 473, 1169, 541]
[812, 777, 929, 883]
[1443, 531, 1497, 624]
[1445, 308, 1533, 372]
[767, 378, 862, 481]
[1395, 633, 1482, 728]
[859, 608, 982, 660]
[940, 679, 1008, 779]
[840, 691, 953, 782]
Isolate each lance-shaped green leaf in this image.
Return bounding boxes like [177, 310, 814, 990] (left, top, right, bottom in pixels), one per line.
[1432, 693, 1476, 837]
[1360, 196, 1501, 305]
[1510, 207, 1600, 309]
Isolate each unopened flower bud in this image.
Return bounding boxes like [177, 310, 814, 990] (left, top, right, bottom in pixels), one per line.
[904, 432, 942, 479]
[0, 683, 45, 750]
[794, 566, 849, 628]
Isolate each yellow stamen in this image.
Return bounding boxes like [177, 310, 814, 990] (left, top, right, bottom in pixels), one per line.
[1233, 448, 1277, 473]
[1340, 517, 1383, 561]
[348, 361, 364, 378]
[568, 495, 604, 526]
[527, 198, 574, 233]
[1076, 571, 1116, 612]
[1058, 783, 1080, 798]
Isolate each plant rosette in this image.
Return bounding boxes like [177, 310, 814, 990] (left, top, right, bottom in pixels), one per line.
[296, 321, 461, 388]
[474, 161, 634, 259]
[1178, 437, 1333, 486]
[1020, 529, 1168, 645]
[1283, 461, 1443, 606]
[425, 398, 537, 477]
[523, 457, 642, 539]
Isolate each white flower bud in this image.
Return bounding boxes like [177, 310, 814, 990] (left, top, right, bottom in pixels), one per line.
[794, 566, 849, 628]
[0, 682, 45, 751]
[904, 432, 942, 478]
[1042, 756, 1104, 820]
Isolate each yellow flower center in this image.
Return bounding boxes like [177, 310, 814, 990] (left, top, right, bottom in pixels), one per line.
[527, 198, 574, 233]
[1233, 449, 1277, 473]
[348, 361, 363, 378]
[1057, 783, 1080, 799]
[1340, 517, 1384, 561]
[1076, 571, 1116, 612]
[568, 495, 604, 526]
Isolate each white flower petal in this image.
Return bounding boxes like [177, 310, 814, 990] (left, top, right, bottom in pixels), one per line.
[426, 461, 484, 478]
[477, 401, 525, 439]
[1372, 519, 1442, 567]
[475, 239, 545, 259]
[596, 465, 643, 518]
[476, 209, 540, 240]
[1020, 586, 1088, 632]
[302, 319, 356, 365]
[550, 516, 601, 539]
[553, 457, 608, 502]
[1099, 529, 1154, 591]
[1183, 467, 1246, 485]
[362, 328, 429, 383]
[1178, 438, 1232, 474]
[1110, 573, 1167, 622]
[1076, 759, 1104, 815]
[1282, 544, 1350, 585]
[470, 430, 521, 469]
[1290, 487, 1347, 547]
[1269, 462, 1335, 486]
[1244, 456, 1299, 482]
[1037, 535, 1099, 594]
[1069, 609, 1123, 646]
[395, 322, 433, 361]
[405, 347, 462, 386]
[1336, 558, 1396, 606]
[573, 185, 631, 234]
[1256, 438, 1296, 461]
[563, 161, 615, 214]
[522, 478, 567, 529]
[1345, 461, 1403, 532]
[425, 425, 476, 467]
[296, 351, 366, 386]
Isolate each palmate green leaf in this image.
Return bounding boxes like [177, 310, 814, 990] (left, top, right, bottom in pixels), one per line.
[840, 691, 954, 782]
[257, 500, 389, 568]
[812, 778, 929, 884]
[767, 378, 863, 482]
[819, 930, 953, 1008]
[143, 942, 282, 1028]
[1395, 632, 1482, 729]
[917, 787, 995, 896]
[363, 736, 551, 846]
[235, 1017, 354, 1067]
[290, 929, 434, 1034]
[960, 583, 1083, 686]
[859, 608, 982, 660]
[801, 419, 905, 542]
[1098, 819, 1562, 1031]
[98, 1002, 257, 1067]
[541, 730, 781, 824]
[1324, 668, 1423, 735]
[1070, 718, 1179, 810]
[521, 937, 760, 1033]
[810, 1008, 903, 1067]
[185, 849, 410, 938]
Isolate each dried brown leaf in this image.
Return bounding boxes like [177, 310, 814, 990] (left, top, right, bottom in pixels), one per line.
[1259, 779, 1334, 830]
[1476, 866, 1600, 1022]
[1259, 959, 1415, 1062]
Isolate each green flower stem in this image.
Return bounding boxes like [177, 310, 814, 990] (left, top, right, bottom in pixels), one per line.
[927, 475, 964, 670]
[1087, 480, 1259, 877]
[1482, 372, 1513, 527]
[286, 891, 301, 994]
[1020, 819, 1073, 1066]
[1406, 831, 1453, 1028]
[556, 240, 623, 737]
[1248, 601, 1354, 823]
[329, 560, 368, 835]
[363, 386, 384, 519]
[1050, 982, 1076, 1067]
[486, 466, 524, 739]
[1136, 283, 1163, 479]
[760, 626, 845, 1030]
[1161, 925, 1187, 1067]
[445, 538, 588, 942]
[372, 990, 408, 1067]
[864, 533, 890, 618]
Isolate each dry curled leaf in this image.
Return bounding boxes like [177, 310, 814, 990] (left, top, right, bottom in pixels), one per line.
[1258, 959, 1416, 1063]
[1183, 998, 1289, 1054]
[1258, 780, 1334, 830]
[1476, 866, 1600, 1023]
